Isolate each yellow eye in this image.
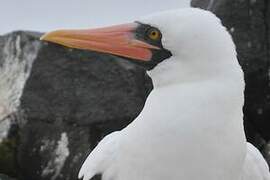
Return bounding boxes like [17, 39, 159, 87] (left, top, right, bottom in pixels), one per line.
[148, 28, 160, 41]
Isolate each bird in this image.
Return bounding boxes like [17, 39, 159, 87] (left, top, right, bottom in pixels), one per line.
[41, 8, 270, 180]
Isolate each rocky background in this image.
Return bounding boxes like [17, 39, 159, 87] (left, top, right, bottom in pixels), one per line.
[0, 0, 269, 180]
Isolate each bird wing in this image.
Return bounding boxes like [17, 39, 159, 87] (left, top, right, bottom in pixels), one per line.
[242, 142, 270, 180]
[78, 131, 121, 180]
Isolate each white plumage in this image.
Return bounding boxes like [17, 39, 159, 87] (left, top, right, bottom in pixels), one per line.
[242, 143, 270, 180]
[78, 8, 270, 180]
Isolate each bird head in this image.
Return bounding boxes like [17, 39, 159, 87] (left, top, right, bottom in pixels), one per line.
[41, 8, 242, 87]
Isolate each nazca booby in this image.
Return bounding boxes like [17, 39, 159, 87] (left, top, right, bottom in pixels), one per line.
[41, 8, 270, 180]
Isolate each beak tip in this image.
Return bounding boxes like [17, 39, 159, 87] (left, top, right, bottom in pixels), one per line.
[40, 31, 57, 41]
[40, 33, 48, 41]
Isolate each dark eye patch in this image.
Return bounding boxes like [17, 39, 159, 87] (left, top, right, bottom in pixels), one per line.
[134, 21, 163, 48]
[129, 21, 172, 70]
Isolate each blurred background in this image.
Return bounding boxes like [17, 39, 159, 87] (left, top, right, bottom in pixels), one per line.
[0, 0, 270, 180]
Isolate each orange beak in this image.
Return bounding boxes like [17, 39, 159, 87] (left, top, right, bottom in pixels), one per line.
[40, 23, 160, 61]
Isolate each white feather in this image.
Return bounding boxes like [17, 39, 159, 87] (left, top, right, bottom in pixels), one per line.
[241, 143, 270, 180]
[78, 131, 121, 180]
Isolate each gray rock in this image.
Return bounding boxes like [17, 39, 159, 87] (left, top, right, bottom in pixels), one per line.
[0, 31, 41, 178]
[0, 31, 40, 121]
[191, 0, 270, 164]
[0, 174, 16, 180]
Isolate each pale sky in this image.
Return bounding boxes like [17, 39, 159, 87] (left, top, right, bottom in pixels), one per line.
[0, 0, 190, 35]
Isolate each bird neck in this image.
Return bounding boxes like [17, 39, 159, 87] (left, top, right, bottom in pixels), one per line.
[148, 54, 244, 90]
[143, 55, 245, 129]
[139, 72, 245, 134]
